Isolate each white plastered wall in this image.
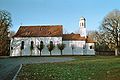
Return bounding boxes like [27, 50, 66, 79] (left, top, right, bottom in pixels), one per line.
[10, 37, 62, 56]
[10, 37, 95, 56]
[63, 40, 85, 55]
[85, 43, 95, 55]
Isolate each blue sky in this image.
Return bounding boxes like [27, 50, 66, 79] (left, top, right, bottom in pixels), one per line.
[0, 0, 120, 33]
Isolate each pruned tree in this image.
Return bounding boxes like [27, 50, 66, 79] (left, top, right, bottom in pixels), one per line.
[0, 10, 12, 56]
[47, 41, 55, 55]
[37, 41, 44, 56]
[57, 43, 66, 55]
[100, 9, 120, 56]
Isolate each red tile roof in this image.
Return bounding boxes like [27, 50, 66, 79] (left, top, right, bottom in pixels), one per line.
[86, 36, 96, 43]
[63, 33, 96, 43]
[14, 25, 63, 37]
[13, 25, 95, 43]
[63, 33, 86, 41]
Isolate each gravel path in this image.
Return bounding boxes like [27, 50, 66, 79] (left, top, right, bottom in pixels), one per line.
[0, 57, 74, 80]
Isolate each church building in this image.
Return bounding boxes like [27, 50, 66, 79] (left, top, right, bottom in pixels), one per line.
[10, 17, 95, 56]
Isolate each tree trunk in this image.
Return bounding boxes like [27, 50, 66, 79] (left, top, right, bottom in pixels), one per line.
[115, 48, 118, 56]
[30, 50, 32, 56]
[20, 50, 22, 56]
[50, 51, 51, 56]
[61, 50, 62, 55]
[40, 51, 41, 56]
[72, 49, 73, 55]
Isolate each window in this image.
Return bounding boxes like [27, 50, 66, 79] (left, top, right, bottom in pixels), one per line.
[40, 41, 44, 46]
[50, 41, 53, 44]
[11, 47, 13, 50]
[82, 23, 84, 26]
[90, 45, 94, 49]
[21, 41, 24, 50]
[31, 41, 34, 49]
[40, 41, 43, 44]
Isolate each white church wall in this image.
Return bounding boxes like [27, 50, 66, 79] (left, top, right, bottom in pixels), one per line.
[85, 43, 95, 55]
[10, 37, 62, 56]
[63, 41, 85, 55]
[52, 47, 61, 55]
[10, 37, 95, 56]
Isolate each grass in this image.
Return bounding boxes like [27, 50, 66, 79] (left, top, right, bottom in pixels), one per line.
[16, 56, 120, 80]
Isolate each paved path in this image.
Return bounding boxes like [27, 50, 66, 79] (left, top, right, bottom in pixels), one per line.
[0, 57, 74, 80]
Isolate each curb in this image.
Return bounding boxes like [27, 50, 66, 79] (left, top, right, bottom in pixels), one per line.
[0, 56, 10, 59]
[12, 64, 22, 80]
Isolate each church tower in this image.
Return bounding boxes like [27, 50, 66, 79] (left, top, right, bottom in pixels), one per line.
[79, 17, 86, 38]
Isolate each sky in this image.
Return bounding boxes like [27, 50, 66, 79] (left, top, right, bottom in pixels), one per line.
[0, 0, 120, 33]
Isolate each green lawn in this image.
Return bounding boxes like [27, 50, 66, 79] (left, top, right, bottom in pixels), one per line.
[17, 56, 120, 80]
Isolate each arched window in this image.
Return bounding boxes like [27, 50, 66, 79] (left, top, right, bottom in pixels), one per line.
[82, 23, 84, 26]
[40, 41, 44, 46]
[40, 41, 43, 44]
[50, 41, 53, 44]
[11, 47, 13, 50]
[31, 41, 34, 49]
[21, 41, 24, 50]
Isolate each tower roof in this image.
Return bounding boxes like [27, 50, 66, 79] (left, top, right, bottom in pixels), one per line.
[80, 17, 86, 20]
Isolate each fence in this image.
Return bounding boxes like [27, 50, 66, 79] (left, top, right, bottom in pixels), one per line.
[95, 51, 115, 56]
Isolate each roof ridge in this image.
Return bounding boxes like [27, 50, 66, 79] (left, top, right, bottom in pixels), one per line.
[20, 25, 63, 27]
[63, 34, 80, 35]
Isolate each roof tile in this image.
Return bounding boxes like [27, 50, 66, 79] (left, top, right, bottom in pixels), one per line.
[14, 25, 63, 37]
[63, 34, 86, 41]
